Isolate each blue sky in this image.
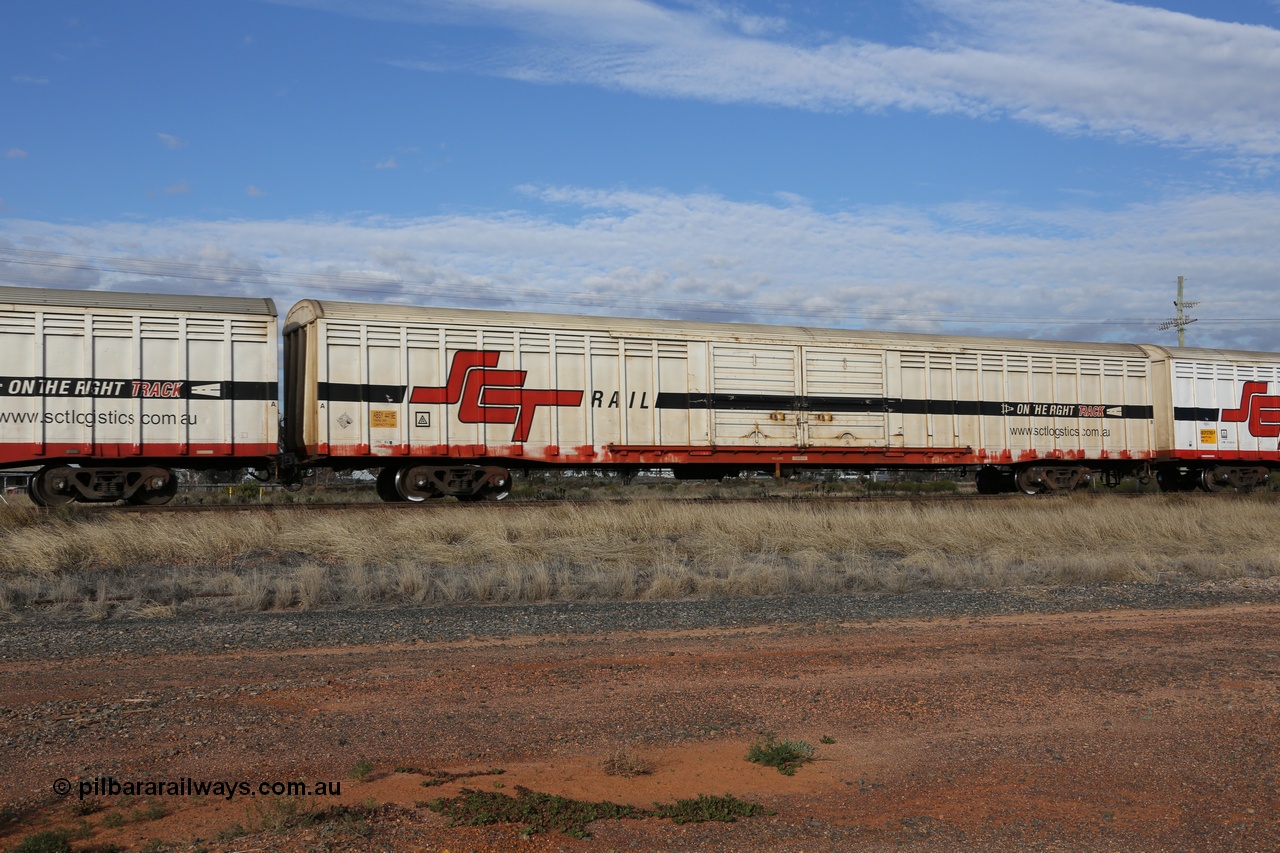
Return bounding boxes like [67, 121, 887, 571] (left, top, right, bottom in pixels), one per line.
[3, 0, 1280, 349]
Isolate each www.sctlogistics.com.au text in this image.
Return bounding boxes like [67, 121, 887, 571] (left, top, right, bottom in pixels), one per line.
[58, 776, 341, 801]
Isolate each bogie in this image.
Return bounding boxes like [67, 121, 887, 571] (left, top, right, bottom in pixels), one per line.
[26, 465, 177, 506]
[369, 465, 510, 503]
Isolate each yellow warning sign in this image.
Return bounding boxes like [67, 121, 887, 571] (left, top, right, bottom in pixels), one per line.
[1200, 428, 1217, 445]
[370, 409, 398, 429]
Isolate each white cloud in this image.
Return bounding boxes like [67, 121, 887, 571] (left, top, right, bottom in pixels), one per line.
[4, 149, 27, 159]
[246, 185, 267, 197]
[12, 75, 49, 85]
[374, 156, 399, 169]
[157, 133, 186, 150]
[330, 0, 1280, 157]
[163, 180, 192, 195]
[4, 184, 1280, 350]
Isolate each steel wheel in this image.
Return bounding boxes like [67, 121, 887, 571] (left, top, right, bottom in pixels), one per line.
[485, 469, 510, 500]
[974, 467, 1003, 494]
[375, 466, 404, 502]
[1199, 468, 1225, 492]
[1015, 468, 1042, 495]
[28, 466, 75, 507]
[394, 468, 432, 502]
[128, 473, 177, 506]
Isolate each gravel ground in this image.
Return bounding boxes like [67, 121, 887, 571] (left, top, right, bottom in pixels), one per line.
[5, 579, 1280, 662]
[4, 580, 1280, 852]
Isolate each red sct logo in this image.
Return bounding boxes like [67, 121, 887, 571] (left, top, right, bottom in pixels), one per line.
[1221, 381, 1280, 438]
[408, 351, 584, 442]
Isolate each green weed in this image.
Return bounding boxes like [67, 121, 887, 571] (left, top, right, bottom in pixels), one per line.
[67, 797, 104, 816]
[423, 786, 643, 839]
[652, 793, 775, 824]
[132, 802, 168, 822]
[249, 794, 315, 833]
[11, 831, 71, 853]
[213, 823, 246, 842]
[417, 767, 505, 788]
[423, 786, 772, 838]
[746, 733, 814, 776]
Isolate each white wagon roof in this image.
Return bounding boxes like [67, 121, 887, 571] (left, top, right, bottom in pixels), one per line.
[286, 298, 1155, 358]
[1160, 344, 1280, 364]
[0, 285, 277, 316]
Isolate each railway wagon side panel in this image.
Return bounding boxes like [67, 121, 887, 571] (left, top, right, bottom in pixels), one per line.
[303, 313, 686, 458]
[0, 304, 41, 462]
[301, 313, 707, 462]
[1167, 356, 1280, 462]
[885, 348, 1154, 463]
[0, 290, 278, 469]
[319, 318, 374, 456]
[286, 300, 1165, 475]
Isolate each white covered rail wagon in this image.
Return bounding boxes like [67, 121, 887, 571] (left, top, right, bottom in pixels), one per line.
[283, 299, 1189, 499]
[0, 287, 278, 505]
[1150, 345, 1280, 491]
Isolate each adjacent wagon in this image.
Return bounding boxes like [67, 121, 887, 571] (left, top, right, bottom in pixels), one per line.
[0, 287, 278, 505]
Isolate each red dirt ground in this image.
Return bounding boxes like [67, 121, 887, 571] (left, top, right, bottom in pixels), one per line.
[2, 604, 1279, 851]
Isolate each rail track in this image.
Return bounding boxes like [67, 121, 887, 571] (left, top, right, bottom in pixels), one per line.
[8, 487, 1193, 515]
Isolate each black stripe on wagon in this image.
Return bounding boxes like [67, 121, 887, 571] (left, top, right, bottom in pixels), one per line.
[318, 382, 407, 404]
[804, 395, 894, 414]
[660, 393, 887, 413]
[220, 381, 278, 401]
[0, 376, 276, 400]
[657, 392, 1152, 420]
[1174, 407, 1221, 422]
[318, 386, 1156, 420]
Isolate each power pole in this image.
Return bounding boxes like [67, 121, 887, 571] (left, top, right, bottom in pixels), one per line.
[1158, 275, 1199, 347]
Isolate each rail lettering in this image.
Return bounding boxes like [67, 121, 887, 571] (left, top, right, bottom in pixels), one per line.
[408, 351, 584, 442]
[591, 390, 651, 409]
[0, 377, 187, 398]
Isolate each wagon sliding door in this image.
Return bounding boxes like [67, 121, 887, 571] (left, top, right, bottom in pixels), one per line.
[708, 343, 800, 446]
[800, 349, 886, 448]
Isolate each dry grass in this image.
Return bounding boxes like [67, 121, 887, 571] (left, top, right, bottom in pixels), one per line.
[2, 493, 1279, 619]
[600, 749, 656, 778]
